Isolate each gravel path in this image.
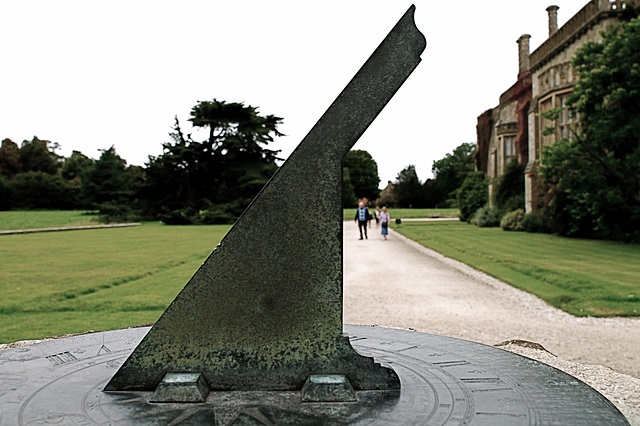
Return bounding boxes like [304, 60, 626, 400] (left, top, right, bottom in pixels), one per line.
[343, 222, 640, 424]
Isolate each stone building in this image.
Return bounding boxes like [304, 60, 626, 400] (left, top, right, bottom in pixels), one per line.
[475, 0, 635, 212]
[377, 180, 397, 207]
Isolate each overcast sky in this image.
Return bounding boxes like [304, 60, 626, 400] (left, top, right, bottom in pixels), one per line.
[1, 1, 589, 187]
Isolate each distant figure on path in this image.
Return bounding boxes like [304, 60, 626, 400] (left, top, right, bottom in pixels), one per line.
[374, 206, 381, 228]
[354, 201, 371, 240]
[379, 206, 390, 240]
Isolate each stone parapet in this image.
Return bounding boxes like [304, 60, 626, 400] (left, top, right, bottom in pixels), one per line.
[530, 0, 630, 71]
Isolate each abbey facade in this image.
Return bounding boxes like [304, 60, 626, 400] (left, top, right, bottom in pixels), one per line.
[475, 0, 635, 212]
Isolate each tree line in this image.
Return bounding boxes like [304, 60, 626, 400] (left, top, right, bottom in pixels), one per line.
[0, 137, 143, 213]
[0, 95, 476, 223]
[0, 100, 282, 224]
[387, 143, 475, 209]
[342, 144, 477, 210]
[0, 124, 477, 227]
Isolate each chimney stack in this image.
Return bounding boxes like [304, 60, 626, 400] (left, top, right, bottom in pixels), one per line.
[547, 5, 559, 36]
[517, 34, 531, 75]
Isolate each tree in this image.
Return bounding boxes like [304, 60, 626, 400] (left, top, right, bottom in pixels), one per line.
[82, 146, 130, 205]
[61, 150, 94, 182]
[0, 176, 14, 210]
[19, 137, 61, 174]
[343, 150, 380, 202]
[10, 172, 78, 209]
[143, 100, 283, 223]
[539, 17, 640, 241]
[342, 167, 358, 207]
[421, 178, 442, 208]
[393, 165, 423, 207]
[0, 139, 22, 178]
[457, 171, 488, 222]
[431, 142, 475, 205]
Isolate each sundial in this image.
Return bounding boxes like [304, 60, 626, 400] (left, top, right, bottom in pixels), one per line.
[0, 6, 630, 425]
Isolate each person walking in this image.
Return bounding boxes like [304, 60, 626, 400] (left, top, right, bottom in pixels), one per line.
[379, 206, 390, 240]
[374, 206, 381, 228]
[354, 201, 371, 240]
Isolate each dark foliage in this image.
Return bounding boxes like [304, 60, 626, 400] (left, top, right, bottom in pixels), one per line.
[0, 139, 22, 178]
[493, 160, 525, 214]
[432, 142, 475, 206]
[142, 100, 283, 223]
[538, 17, 640, 241]
[342, 167, 359, 208]
[0, 177, 14, 210]
[343, 150, 380, 204]
[393, 165, 424, 208]
[522, 212, 545, 233]
[82, 147, 130, 205]
[457, 171, 488, 222]
[19, 137, 61, 175]
[9, 172, 79, 209]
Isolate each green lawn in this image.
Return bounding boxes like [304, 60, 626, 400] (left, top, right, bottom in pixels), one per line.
[0, 222, 230, 343]
[343, 207, 458, 221]
[2, 211, 638, 343]
[0, 210, 100, 230]
[394, 220, 640, 317]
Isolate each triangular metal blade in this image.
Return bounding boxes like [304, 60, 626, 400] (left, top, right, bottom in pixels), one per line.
[105, 5, 425, 392]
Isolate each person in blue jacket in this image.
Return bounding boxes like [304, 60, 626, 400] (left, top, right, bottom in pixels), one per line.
[354, 201, 371, 240]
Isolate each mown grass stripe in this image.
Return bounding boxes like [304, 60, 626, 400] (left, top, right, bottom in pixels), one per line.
[395, 221, 640, 317]
[0, 221, 230, 342]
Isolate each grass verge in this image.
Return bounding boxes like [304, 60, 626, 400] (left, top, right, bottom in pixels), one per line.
[394, 220, 640, 317]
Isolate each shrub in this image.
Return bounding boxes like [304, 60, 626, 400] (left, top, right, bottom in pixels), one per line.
[199, 205, 238, 225]
[473, 204, 500, 227]
[98, 202, 141, 223]
[11, 171, 80, 209]
[500, 209, 525, 231]
[159, 209, 195, 225]
[444, 198, 458, 209]
[522, 213, 545, 233]
[159, 201, 244, 225]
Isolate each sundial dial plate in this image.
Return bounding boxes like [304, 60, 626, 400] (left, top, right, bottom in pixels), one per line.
[0, 325, 628, 425]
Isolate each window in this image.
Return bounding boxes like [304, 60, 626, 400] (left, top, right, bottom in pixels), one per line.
[557, 93, 577, 141]
[504, 135, 516, 164]
[539, 97, 555, 148]
[538, 90, 576, 150]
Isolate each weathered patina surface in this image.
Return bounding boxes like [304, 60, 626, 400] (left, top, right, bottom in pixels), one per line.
[105, 5, 425, 392]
